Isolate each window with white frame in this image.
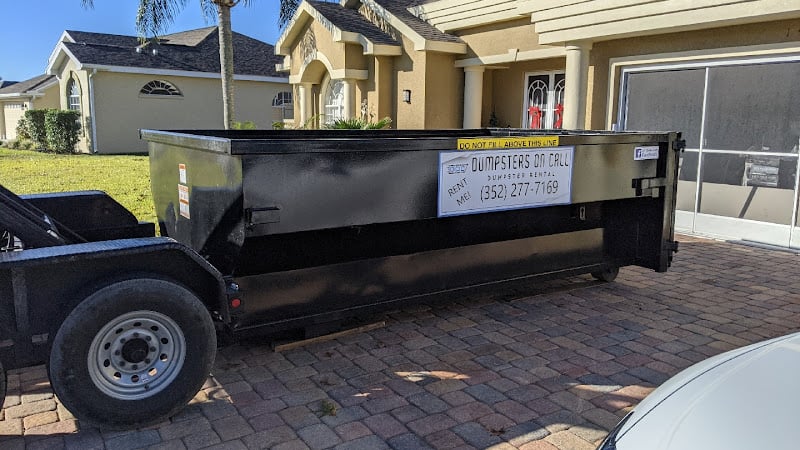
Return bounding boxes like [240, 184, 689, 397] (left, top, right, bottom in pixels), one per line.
[523, 72, 565, 129]
[140, 80, 182, 96]
[324, 80, 345, 125]
[67, 79, 81, 112]
[272, 91, 294, 120]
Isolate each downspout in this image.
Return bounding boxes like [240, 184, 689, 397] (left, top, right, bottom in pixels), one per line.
[88, 69, 98, 153]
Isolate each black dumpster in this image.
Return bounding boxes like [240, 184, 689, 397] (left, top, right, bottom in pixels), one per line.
[142, 128, 681, 335]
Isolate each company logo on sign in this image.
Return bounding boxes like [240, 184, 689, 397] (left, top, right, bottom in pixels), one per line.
[634, 146, 660, 161]
[447, 164, 469, 174]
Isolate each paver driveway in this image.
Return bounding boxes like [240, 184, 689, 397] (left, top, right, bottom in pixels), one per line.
[2, 235, 799, 450]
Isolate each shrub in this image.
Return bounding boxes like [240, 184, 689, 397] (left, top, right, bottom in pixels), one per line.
[324, 116, 392, 130]
[44, 109, 81, 153]
[17, 109, 48, 149]
[232, 121, 257, 130]
[6, 139, 35, 150]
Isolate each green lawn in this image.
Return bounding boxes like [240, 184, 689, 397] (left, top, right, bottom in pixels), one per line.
[0, 148, 156, 223]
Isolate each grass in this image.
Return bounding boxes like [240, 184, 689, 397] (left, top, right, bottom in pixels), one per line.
[0, 147, 156, 223]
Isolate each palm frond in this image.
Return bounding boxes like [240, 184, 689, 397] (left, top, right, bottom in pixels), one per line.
[135, 0, 190, 39]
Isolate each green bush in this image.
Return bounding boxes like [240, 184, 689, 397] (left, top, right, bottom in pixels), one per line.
[324, 116, 392, 130]
[6, 139, 35, 150]
[17, 109, 48, 149]
[232, 121, 257, 130]
[44, 109, 81, 153]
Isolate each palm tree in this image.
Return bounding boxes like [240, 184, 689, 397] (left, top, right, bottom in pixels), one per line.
[81, 0, 300, 129]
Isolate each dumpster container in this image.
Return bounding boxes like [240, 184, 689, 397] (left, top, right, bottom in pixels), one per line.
[142, 128, 682, 336]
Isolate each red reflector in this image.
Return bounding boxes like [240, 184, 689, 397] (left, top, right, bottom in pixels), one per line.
[230, 298, 242, 308]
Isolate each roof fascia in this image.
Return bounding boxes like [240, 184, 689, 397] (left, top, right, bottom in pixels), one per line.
[454, 46, 566, 67]
[0, 93, 38, 100]
[82, 64, 289, 83]
[276, 5, 315, 55]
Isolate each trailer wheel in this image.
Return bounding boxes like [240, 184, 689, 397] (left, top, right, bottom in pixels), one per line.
[49, 278, 216, 429]
[591, 266, 619, 282]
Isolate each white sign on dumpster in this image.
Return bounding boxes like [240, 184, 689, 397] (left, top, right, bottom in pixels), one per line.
[438, 146, 574, 217]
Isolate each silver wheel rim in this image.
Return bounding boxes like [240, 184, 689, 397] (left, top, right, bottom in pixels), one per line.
[88, 310, 186, 400]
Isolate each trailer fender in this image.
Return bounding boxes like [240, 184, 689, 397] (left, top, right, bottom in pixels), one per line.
[0, 238, 228, 373]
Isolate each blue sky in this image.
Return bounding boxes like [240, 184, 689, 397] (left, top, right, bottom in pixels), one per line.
[0, 1, 285, 83]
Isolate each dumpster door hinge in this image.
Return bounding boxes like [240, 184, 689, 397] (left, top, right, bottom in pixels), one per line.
[664, 240, 679, 253]
[632, 177, 667, 197]
[673, 139, 686, 153]
[246, 207, 281, 227]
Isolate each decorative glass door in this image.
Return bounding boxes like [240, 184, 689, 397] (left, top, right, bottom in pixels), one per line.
[324, 80, 344, 125]
[524, 72, 565, 129]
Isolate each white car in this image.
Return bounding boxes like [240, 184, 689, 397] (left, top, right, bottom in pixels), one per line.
[597, 332, 800, 450]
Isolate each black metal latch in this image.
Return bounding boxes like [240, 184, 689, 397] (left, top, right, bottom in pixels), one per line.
[245, 207, 281, 227]
[673, 138, 686, 152]
[631, 177, 667, 197]
[664, 240, 679, 253]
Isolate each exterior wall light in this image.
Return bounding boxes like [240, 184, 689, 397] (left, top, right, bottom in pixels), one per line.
[402, 89, 411, 103]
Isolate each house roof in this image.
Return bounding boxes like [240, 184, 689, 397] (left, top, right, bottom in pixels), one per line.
[51, 27, 285, 79]
[371, 0, 463, 44]
[0, 74, 57, 96]
[0, 81, 19, 89]
[309, 1, 400, 46]
[276, 0, 464, 56]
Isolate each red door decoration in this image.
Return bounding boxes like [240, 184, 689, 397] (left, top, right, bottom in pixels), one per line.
[554, 103, 564, 129]
[528, 106, 542, 129]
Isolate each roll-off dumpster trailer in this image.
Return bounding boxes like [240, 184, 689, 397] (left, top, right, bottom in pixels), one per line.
[0, 128, 682, 429]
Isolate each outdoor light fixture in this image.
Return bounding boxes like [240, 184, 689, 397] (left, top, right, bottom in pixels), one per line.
[403, 89, 411, 103]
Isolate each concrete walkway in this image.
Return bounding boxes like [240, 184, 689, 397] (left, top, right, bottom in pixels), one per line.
[2, 235, 799, 449]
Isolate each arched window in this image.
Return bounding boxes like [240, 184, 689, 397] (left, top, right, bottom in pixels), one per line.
[67, 78, 81, 112]
[140, 80, 182, 96]
[272, 91, 293, 120]
[324, 80, 345, 125]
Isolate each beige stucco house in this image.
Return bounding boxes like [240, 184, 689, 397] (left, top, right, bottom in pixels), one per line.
[277, 0, 800, 247]
[0, 75, 60, 141]
[46, 27, 290, 154]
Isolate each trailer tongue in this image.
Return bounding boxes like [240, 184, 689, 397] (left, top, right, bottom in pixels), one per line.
[0, 128, 681, 429]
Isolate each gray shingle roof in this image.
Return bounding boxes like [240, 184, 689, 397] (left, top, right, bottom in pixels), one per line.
[371, 0, 463, 44]
[62, 27, 284, 78]
[0, 74, 56, 95]
[0, 81, 19, 89]
[308, 1, 400, 46]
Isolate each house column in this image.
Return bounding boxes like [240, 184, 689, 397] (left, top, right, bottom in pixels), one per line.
[563, 42, 592, 130]
[463, 66, 485, 129]
[298, 82, 314, 125]
[375, 56, 394, 120]
[342, 79, 355, 119]
[0, 104, 6, 140]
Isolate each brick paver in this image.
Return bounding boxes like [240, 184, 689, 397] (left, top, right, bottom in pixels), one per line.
[2, 236, 799, 449]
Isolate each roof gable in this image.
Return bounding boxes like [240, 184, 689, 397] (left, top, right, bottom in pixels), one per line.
[277, 1, 403, 56]
[369, 0, 463, 45]
[48, 27, 286, 80]
[0, 74, 57, 97]
[277, 0, 464, 56]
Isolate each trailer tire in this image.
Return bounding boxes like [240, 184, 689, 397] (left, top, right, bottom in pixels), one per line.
[591, 266, 619, 282]
[49, 278, 216, 429]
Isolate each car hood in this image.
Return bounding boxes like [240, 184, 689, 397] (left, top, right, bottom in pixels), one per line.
[615, 332, 800, 450]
